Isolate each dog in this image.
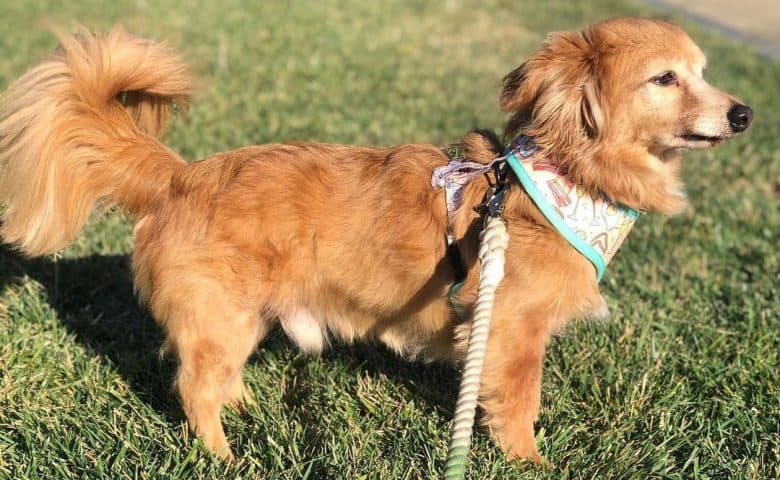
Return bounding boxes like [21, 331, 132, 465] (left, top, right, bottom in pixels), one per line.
[0, 18, 751, 462]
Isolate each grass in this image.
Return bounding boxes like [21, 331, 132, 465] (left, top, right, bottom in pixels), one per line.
[0, 0, 778, 478]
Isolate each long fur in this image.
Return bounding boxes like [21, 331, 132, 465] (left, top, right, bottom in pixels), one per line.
[0, 19, 749, 463]
[0, 26, 190, 256]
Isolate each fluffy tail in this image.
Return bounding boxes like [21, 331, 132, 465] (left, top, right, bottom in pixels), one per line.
[0, 27, 191, 256]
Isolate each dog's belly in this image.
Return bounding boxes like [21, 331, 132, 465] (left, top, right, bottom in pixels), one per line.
[276, 288, 457, 359]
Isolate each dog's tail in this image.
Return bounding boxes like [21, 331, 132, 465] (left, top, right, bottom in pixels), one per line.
[0, 27, 191, 256]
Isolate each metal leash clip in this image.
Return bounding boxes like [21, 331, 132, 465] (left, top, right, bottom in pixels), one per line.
[474, 160, 509, 219]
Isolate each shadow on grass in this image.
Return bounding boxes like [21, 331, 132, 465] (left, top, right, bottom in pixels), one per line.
[0, 244, 181, 418]
[0, 244, 460, 452]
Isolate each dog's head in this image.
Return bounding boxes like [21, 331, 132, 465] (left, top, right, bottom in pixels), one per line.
[500, 18, 752, 214]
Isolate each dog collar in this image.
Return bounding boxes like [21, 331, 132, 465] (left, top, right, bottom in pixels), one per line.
[506, 136, 639, 281]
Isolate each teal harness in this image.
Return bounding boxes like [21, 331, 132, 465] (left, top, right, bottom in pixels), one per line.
[434, 136, 640, 318]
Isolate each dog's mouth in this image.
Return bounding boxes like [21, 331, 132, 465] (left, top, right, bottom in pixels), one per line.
[681, 133, 724, 145]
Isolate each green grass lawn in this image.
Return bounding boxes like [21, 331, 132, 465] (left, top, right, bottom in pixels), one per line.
[0, 0, 778, 478]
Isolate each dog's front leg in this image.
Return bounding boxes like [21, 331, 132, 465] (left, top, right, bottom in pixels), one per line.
[478, 310, 550, 464]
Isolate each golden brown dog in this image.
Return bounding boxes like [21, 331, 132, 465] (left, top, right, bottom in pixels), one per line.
[0, 18, 751, 462]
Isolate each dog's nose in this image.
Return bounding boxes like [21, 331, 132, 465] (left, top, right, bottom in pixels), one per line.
[727, 104, 753, 133]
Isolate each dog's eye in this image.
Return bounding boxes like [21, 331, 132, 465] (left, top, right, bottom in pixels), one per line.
[651, 71, 677, 86]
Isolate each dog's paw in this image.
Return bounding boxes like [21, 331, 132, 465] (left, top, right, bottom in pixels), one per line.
[507, 446, 550, 468]
[217, 445, 235, 461]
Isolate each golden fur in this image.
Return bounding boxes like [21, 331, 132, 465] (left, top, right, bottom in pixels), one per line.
[0, 19, 750, 462]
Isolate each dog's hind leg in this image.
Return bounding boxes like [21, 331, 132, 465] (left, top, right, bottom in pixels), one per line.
[159, 280, 268, 459]
[220, 309, 271, 412]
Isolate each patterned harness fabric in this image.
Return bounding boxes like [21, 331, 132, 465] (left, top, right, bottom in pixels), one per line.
[431, 154, 506, 245]
[432, 136, 639, 283]
[506, 136, 639, 281]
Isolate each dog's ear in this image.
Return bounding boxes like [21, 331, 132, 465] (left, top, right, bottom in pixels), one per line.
[500, 30, 605, 149]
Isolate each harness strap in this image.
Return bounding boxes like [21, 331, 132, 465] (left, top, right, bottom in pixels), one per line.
[432, 156, 509, 320]
[431, 156, 506, 245]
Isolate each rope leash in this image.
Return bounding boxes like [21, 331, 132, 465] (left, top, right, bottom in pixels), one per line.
[434, 150, 510, 478]
[440, 132, 640, 477]
[444, 214, 509, 479]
